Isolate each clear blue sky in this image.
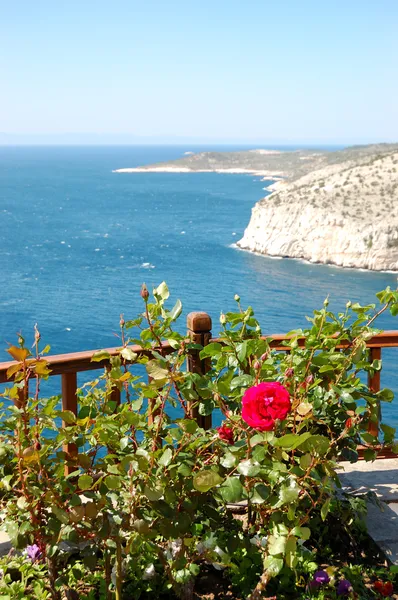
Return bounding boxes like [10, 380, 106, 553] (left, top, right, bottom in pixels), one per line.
[1, 0, 397, 143]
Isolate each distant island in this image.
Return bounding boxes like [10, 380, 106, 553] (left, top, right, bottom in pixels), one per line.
[114, 144, 398, 271]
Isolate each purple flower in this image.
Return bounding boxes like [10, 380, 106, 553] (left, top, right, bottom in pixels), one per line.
[26, 544, 41, 562]
[337, 579, 352, 596]
[310, 570, 330, 588]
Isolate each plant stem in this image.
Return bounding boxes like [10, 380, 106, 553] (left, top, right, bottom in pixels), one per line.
[115, 537, 122, 600]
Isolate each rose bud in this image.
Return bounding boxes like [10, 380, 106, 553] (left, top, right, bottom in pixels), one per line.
[220, 313, 226, 325]
[253, 360, 261, 371]
[34, 442, 41, 451]
[260, 352, 268, 362]
[216, 424, 234, 445]
[305, 374, 314, 386]
[285, 367, 294, 378]
[345, 418, 353, 429]
[140, 284, 149, 301]
[234, 294, 240, 302]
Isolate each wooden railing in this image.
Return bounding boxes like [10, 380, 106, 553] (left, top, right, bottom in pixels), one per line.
[0, 313, 397, 462]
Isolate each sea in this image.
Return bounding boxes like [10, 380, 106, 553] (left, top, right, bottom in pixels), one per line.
[0, 145, 397, 427]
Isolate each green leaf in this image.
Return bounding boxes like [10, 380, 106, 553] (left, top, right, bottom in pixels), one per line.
[91, 350, 111, 362]
[377, 388, 394, 403]
[120, 347, 138, 361]
[237, 459, 261, 477]
[144, 485, 163, 501]
[193, 470, 223, 493]
[291, 526, 311, 541]
[321, 497, 331, 521]
[169, 299, 182, 321]
[264, 555, 284, 577]
[274, 432, 312, 450]
[381, 424, 396, 443]
[220, 452, 238, 469]
[278, 479, 300, 505]
[155, 281, 170, 300]
[159, 447, 173, 467]
[59, 410, 76, 424]
[230, 374, 254, 390]
[78, 474, 93, 490]
[219, 477, 244, 503]
[146, 360, 169, 381]
[199, 343, 222, 359]
[52, 506, 69, 525]
[285, 536, 297, 568]
[390, 303, 398, 317]
[268, 535, 287, 556]
[299, 453, 312, 470]
[300, 434, 330, 456]
[105, 475, 121, 490]
[251, 483, 269, 504]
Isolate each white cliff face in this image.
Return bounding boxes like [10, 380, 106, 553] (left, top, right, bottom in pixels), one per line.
[238, 152, 398, 271]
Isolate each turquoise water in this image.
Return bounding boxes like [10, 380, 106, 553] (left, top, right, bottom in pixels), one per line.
[0, 145, 397, 425]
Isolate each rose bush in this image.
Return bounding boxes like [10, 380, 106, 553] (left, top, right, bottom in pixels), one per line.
[0, 283, 397, 599]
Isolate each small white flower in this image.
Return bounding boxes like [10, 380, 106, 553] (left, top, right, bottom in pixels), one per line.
[143, 564, 155, 580]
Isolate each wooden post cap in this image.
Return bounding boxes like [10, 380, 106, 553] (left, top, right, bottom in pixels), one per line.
[187, 312, 212, 333]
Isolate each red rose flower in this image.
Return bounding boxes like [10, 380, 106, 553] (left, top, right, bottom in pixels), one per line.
[374, 581, 394, 597]
[217, 424, 234, 445]
[242, 382, 291, 431]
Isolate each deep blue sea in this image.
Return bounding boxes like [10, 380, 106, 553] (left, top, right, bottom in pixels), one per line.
[0, 145, 397, 426]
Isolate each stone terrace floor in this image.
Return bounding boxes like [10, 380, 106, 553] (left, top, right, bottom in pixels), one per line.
[339, 458, 398, 564]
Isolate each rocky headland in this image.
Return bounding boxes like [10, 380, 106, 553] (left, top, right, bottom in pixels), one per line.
[115, 144, 398, 271]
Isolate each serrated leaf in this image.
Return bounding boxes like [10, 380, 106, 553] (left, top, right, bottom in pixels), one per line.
[297, 402, 312, 416]
[193, 470, 223, 493]
[278, 479, 300, 505]
[78, 474, 93, 490]
[52, 506, 69, 525]
[6, 363, 22, 379]
[91, 350, 111, 362]
[274, 432, 312, 450]
[105, 475, 120, 490]
[220, 452, 238, 469]
[299, 453, 312, 470]
[218, 476, 243, 503]
[146, 360, 169, 381]
[121, 347, 138, 362]
[237, 459, 261, 477]
[264, 555, 284, 576]
[144, 485, 163, 501]
[268, 535, 287, 556]
[251, 483, 269, 504]
[7, 346, 30, 362]
[159, 447, 173, 467]
[59, 410, 76, 425]
[291, 526, 311, 540]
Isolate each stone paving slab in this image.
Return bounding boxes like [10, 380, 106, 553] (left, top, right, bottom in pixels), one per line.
[338, 458, 398, 503]
[338, 459, 398, 564]
[0, 531, 11, 556]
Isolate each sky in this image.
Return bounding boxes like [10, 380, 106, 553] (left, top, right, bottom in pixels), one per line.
[1, 0, 397, 144]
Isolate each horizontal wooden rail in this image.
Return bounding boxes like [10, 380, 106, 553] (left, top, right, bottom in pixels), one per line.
[0, 331, 397, 384]
[0, 319, 397, 471]
[0, 341, 176, 384]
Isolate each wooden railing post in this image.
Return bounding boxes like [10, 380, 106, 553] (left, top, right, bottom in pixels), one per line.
[62, 372, 78, 475]
[368, 346, 382, 437]
[187, 312, 212, 430]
